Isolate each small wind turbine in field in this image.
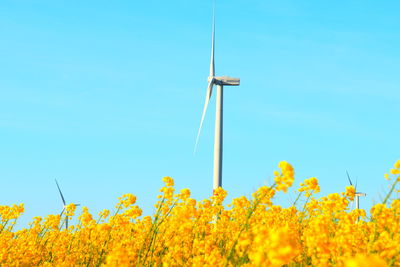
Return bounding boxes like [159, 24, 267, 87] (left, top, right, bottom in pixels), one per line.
[55, 179, 80, 230]
[195, 3, 240, 191]
[346, 171, 366, 210]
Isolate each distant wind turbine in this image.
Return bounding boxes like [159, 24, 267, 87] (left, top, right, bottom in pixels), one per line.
[346, 171, 366, 210]
[195, 3, 240, 191]
[55, 179, 80, 230]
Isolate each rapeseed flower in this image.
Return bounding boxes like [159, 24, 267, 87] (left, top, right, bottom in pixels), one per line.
[1, 160, 400, 266]
[274, 161, 295, 192]
[299, 177, 320, 197]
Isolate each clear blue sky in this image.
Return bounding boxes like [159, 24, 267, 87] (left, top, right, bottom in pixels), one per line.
[1, 0, 399, 226]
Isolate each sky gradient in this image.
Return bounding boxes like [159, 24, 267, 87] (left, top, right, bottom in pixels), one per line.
[1, 0, 399, 226]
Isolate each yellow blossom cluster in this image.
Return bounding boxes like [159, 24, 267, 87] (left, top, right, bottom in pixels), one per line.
[344, 185, 356, 202]
[274, 161, 295, 192]
[0, 160, 400, 266]
[299, 177, 320, 197]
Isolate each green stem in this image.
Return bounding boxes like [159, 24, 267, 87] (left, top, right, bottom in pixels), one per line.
[293, 191, 303, 207]
[383, 177, 399, 205]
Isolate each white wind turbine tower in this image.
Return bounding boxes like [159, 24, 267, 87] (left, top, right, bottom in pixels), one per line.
[195, 5, 240, 191]
[55, 179, 80, 230]
[346, 171, 366, 210]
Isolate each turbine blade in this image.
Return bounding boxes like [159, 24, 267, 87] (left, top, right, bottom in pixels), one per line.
[194, 80, 214, 153]
[55, 179, 66, 206]
[60, 207, 65, 216]
[209, 4, 215, 77]
[346, 171, 353, 186]
[66, 217, 68, 230]
[355, 178, 358, 191]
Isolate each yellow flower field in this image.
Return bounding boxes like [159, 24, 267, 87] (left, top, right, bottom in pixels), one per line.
[1, 160, 400, 266]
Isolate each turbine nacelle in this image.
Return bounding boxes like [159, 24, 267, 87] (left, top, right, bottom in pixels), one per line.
[213, 76, 240, 86]
[62, 203, 81, 208]
[355, 192, 366, 197]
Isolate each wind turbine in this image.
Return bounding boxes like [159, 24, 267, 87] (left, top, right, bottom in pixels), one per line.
[195, 4, 240, 191]
[55, 179, 80, 230]
[346, 171, 366, 210]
